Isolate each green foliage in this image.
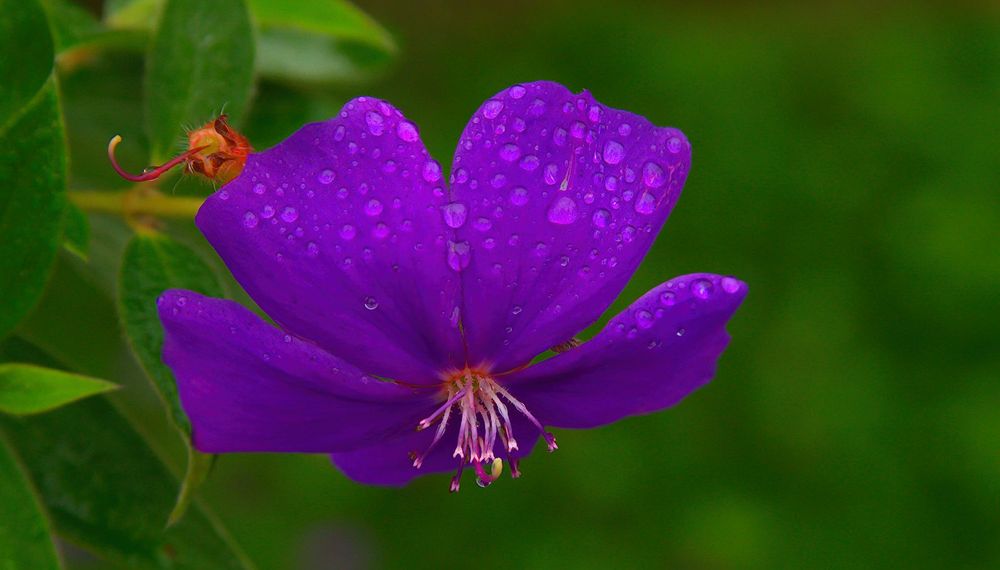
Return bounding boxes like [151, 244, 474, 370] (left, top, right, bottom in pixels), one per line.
[1, 397, 252, 569]
[0, 435, 61, 570]
[119, 234, 224, 524]
[0, 0, 66, 342]
[119, 234, 223, 434]
[249, 0, 395, 52]
[144, 0, 255, 162]
[0, 363, 116, 416]
[62, 202, 90, 260]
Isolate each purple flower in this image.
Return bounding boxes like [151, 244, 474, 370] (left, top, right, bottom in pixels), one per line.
[158, 81, 747, 490]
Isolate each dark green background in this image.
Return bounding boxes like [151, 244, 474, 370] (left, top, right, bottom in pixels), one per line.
[22, 0, 1000, 568]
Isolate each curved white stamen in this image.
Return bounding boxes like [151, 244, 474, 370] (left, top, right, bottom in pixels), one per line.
[413, 370, 557, 490]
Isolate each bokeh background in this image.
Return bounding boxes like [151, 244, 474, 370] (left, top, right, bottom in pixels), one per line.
[16, 0, 1000, 568]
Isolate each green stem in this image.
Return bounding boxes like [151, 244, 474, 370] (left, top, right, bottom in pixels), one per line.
[69, 190, 203, 219]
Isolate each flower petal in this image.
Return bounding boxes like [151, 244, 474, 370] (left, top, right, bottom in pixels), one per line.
[449, 81, 692, 372]
[502, 274, 746, 429]
[158, 290, 437, 453]
[331, 415, 541, 487]
[197, 98, 462, 383]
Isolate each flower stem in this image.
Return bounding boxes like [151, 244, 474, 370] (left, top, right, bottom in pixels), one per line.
[69, 190, 203, 219]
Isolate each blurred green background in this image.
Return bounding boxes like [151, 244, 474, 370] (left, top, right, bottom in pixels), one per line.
[7, 0, 1000, 568]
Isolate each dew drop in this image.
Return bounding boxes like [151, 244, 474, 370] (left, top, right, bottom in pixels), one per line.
[364, 198, 384, 216]
[318, 169, 335, 185]
[473, 217, 492, 232]
[373, 222, 389, 239]
[659, 291, 676, 306]
[592, 208, 611, 228]
[676, 328, 686, 337]
[509, 84, 527, 99]
[547, 196, 578, 225]
[519, 155, 540, 171]
[722, 276, 741, 293]
[618, 123, 632, 136]
[667, 136, 684, 153]
[339, 224, 357, 240]
[422, 161, 442, 182]
[602, 140, 625, 164]
[364, 296, 379, 310]
[634, 190, 656, 214]
[491, 173, 507, 188]
[499, 143, 521, 162]
[553, 128, 567, 147]
[643, 161, 665, 188]
[512, 305, 522, 315]
[510, 186, 529, 206]
[333, 125, 346, 141]
[447, 240, 471, 272]
[396, 120, 419, 142]
[543, 163, 559, 185]
[442, 202, 468, 228]
[604, 176, 618, 192]
[365, 111, 385, 135]
[218, 190, 229, 200]
[692, 278, 713, 299]
[242, 211, 258, 228]
[281, 206, 299, 223]
[261, 204, 275, 219]
[253, 182, 266, 195]
[306, 242, 319, 257]
[636, 310, 654, 329]
[482, 99, 504, 119]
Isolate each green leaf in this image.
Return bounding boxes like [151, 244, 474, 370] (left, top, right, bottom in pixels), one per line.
[119, 233, 223, 434]
[0, 434, 61, 570]
[119, 234, 223, 525]
[248, 0, 395, 53]
[0, 363, 116, 416]
[256, 28, 392, 85]
[62, 202, 90, 260]
[42, 0, 146, 57]
[103, 0, 160, 29]
[1, 397, 254, 569]
[144, 0, 255, 163]
[0, 78, 68, 341]
[0, 0, 54, 129]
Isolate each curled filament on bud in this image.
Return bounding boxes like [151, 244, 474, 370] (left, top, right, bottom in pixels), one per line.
[107, 135, 207, 182]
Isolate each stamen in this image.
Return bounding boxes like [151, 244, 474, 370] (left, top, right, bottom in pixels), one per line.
[493, 383, 558, 452]
[415, 369, 556, 490]
[107, 135, 207, 182]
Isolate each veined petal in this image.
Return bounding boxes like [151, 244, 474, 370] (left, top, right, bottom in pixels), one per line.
[502, 274, 746, 429]
[197, 98, 462, 383]
[158, 290, 437, 453]
[449, 81, 692, 372]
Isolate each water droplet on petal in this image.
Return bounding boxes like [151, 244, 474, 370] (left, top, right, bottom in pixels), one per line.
[422, 161, 442, 182]
[364, 296, 379, 310]
[510, 186, 529, 206]
[509, 84, 527, 99]
[667, 136, 684, 153]
[364, 198, 383, 216]
[512, 305, 522, 315]
[547, 196, 578, 225]
[603, 140, 625, 165]
[253, 183, 266, 195]
[721, 277, 741, 293]
[219, 190, 230, 200]
[318, 169, 335, 184]
[618, 123, 632, 136]
[692, 278, 713, 299]
[365, 111, 385, 135]
[442, 202, 468, 228]
[634, 190, 656, 214]
[643, 161, 665, 188]
[519, 155, 539, 171]
[636, 310, 654, 329]
[592, 208, 611, 228]
[261, 204, 275, 219]
[340, 224, 357, 240]
[447, 240, 471, 272]
[243, 211, 258, 228]
[499, 143, 521, 162]
[473, 217, 492, 232]
[281, 206, 298, 223]
[306, 242, 319, 257]
[659, 291, 676, 306]
[676, 327, 686, 337]
[396, 120, 419, 142]
[483, 99, 504, 119]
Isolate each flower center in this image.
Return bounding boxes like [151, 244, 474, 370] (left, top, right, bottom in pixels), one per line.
[411, 369, 557, 491]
